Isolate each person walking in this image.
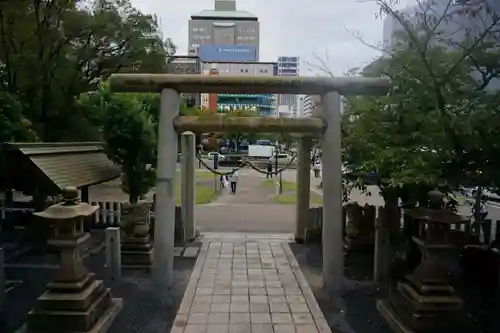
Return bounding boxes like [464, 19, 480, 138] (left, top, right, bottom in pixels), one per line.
[472, 196, 488, 221]
[266, 160, 273, 179]
[228, 170, 239, 194]
[313, 159, 322, 178]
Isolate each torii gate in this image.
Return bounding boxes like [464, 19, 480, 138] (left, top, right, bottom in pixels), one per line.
[109, 74, 390, 295]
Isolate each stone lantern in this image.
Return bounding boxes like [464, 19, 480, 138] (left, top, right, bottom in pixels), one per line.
[378, 190, 472, 333]
[22, 187, 122, 333]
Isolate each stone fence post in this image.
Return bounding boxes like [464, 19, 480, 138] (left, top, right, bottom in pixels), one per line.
[373, 206, 391, 282]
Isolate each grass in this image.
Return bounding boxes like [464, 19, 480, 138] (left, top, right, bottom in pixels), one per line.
[261, 179, 297, 191]
[261, 179, 323, 205]
[270, 193, 323, 205]
[174, 170, 218, 204]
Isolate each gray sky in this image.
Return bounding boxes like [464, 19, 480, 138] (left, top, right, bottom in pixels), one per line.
[130, 0, 416, 75]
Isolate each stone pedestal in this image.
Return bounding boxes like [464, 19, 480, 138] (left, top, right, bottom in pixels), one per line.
[21, 187, 122, 333]
[378, 203, 473, 333]
[120, 202, 154, 269]
[345, 202, 375, 251]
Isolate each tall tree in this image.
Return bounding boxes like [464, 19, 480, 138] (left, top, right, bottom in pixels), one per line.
[0, 0, 175, 141]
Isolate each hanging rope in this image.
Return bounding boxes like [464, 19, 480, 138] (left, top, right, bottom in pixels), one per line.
[195, 152, 297, 176]
[196, 153, 246, 176]
[244, 155, 297, 176]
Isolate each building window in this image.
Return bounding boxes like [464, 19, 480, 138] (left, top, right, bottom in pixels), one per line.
[241, 69, 244, 72]
[237, 36, 242, 40]
[245, 69, 248, 73]
[199, 27, 205, 32]
[193, 28, 198, 32]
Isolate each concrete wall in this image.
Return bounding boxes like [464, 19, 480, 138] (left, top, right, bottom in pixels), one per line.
[201, 62, 275, 76]
[188, 19, 259, 59]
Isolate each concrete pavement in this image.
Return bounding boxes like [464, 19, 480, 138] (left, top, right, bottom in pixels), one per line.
[195, 169, 296, 234]
[171, 235, 330, 333]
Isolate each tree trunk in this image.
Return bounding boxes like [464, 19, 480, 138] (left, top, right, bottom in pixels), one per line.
[129, 194, 139, 205]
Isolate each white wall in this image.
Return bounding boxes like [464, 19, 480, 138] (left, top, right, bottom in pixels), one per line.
[201, 62, 274, 76]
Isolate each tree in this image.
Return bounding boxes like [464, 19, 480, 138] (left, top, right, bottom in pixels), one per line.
[340, 0, 500, 233]
[85, 87, 157, 204]
[0, 91, 37, 142]
[0, 0, 175, 141]
[218, 109, 259, 151]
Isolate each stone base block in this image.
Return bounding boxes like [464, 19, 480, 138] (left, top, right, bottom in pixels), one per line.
[18, 298, 122, 333]
[121, 247, 154, 267]
[121, 234, 152, 246]
[378, 291, 473, 333]
[36, 279, 105, 311]
[27, 287, 114, 333]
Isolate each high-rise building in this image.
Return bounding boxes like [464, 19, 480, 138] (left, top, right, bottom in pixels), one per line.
[188, 0, 259, 59]
[201, 61, 276, 116]
[188, 0, 275, 115]
[276, 56, 300, 116]
[382, 0, 499, 90]
[302, 95, 321, 117]
[166, 55, 202, 107]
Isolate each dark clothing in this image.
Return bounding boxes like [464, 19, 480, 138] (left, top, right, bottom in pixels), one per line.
[231, 182, 237, 193]
[267, 162, 273, 179]
[266, 167, 273, 178]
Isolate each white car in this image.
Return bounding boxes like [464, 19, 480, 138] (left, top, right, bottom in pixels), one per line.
[207, 152, 225, 161]
[461, 186, 500, 201]
[269, 153, 292, 164]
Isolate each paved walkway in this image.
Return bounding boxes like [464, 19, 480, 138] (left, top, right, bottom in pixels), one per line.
[210, 171, 274, 205]
[196, 171, 296, 234]
[170, 233, 330, 333]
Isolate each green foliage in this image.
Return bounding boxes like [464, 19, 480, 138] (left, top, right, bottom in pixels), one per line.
[218, 109, 259, 150]
[0, 0, 175, 141]
[344, 0, 500, 205]
[81, 87, 158, 203]
[0, 91, 37, 142]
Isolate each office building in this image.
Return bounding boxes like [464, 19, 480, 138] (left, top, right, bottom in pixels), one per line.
[276, 56, 300, 115]
[166, 55, 202, 106]
[382, 0, 499, 90]
[302, 95, 322, 117]
[201, 61, 276, 116]
[188, 0, 277, 116]
[188, 0, 259, 59]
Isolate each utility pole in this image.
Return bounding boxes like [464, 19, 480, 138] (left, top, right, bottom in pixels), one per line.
[275, 141, 283, 194]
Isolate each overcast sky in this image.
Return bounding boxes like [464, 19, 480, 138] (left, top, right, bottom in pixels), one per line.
[130, 0, 416, 75]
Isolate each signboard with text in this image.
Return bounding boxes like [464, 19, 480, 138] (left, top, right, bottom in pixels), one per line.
[166, 59, 200, 74]
[199, 44, 257, 62]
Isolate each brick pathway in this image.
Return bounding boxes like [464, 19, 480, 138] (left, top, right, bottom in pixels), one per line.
[170, 233, 330, 333]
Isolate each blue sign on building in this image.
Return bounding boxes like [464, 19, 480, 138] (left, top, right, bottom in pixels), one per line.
[199, 44, 257, 62]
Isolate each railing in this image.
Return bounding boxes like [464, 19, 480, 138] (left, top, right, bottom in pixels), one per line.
[0, 200, 34, 221]
[0, 199, 125, 229]
[90, 201, 123, 228]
